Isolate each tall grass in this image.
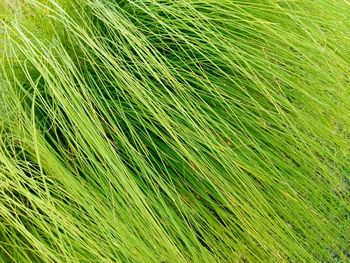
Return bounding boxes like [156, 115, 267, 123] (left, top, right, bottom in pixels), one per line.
[1, 0, 350, 262]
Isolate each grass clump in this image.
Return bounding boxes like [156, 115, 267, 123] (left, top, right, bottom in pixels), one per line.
[1, 0, 350, 262]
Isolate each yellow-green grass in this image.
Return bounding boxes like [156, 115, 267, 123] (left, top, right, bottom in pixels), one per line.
[0, 0, 350, 262]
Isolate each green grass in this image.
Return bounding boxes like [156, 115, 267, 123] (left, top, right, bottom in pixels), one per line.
[0, 0, 350, 262]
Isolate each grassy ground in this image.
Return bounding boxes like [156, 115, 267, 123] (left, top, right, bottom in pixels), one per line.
[1, 0, 350, 262]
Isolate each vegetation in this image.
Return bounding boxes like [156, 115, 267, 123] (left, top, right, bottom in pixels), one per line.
[0, 0, 349, 262]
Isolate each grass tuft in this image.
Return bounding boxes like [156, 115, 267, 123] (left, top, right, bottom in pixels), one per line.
[1, 0, 350, 262]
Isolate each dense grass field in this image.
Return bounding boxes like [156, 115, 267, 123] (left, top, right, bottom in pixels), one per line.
[1, 0, 350, 262]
